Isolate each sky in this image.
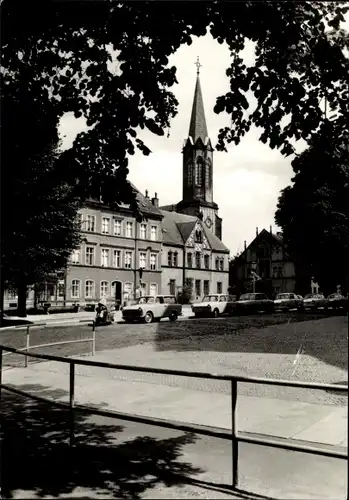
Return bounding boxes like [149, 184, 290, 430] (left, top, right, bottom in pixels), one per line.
[58, 20, 348, 256]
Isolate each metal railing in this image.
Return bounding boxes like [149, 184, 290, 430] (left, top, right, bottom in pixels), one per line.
[1, 320, 95, 367]
[0, 345, 347, 491]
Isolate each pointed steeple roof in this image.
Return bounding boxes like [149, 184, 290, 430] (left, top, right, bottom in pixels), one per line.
[188, 75, 208, 144]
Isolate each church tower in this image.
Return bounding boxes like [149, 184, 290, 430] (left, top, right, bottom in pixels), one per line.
[177, 57, 222, 240]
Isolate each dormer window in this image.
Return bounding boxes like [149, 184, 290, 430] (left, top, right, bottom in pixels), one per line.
[195, 230, 202, 243]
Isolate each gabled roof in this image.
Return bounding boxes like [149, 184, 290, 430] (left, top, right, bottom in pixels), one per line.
[160, 210, 229, 253]
[188, 76, 208, 143]
[118, 182, 163, 218]
[238, 228, 283, 259]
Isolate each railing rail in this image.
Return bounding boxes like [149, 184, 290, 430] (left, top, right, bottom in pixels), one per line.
[0, 343, 347, 492]
[1, 320, 95, 366]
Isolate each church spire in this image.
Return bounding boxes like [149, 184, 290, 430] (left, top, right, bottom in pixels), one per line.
[188, 57, 208, 143]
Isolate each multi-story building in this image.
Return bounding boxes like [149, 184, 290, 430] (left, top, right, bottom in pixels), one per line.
[66, 191, 163, 305]
[230, 227, 296, 297]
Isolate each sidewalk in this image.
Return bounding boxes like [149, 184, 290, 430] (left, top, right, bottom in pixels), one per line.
[3, 351, 347, 449]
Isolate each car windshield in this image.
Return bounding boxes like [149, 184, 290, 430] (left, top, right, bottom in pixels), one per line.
[239, 294, 256, 300]
[202, 295, 218, 302]
[276, 294, 291, 299]
[329, 293, 341, 298]
[137, 296, 155, 304]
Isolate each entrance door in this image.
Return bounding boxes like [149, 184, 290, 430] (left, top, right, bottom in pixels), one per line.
[111, 281, 122, 308]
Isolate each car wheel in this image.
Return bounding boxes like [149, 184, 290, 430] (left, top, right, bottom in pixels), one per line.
[144, 311, 154, 324]
[169, 311, 178, 322]
[213, 308, 219, 318]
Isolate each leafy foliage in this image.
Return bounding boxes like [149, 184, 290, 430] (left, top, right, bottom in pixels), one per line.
[275, 124, 349, 295]
[2, 2, 349, 207]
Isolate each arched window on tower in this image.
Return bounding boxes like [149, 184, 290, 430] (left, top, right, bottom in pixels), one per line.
[188, 162, 193, 186]
[195, 156, 203, 186]
[205, 159, 211, 188]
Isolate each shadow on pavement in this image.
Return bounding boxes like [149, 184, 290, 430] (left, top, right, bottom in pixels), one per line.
[0, 384, 205, 499]
[154, 313, 348, 372]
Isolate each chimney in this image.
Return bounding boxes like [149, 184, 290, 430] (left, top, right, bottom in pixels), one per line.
[270, 225, 272, 234]
[151, 192, 159, 207]
[244, 240, 247, 251]
[256, 227, 258, 236]
[145, 190, 149, 199]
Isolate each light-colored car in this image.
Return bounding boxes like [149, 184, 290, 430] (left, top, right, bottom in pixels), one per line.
[274, 293, 304, 312]
[303, 293, 328, 310]
[235, 293, 274, 314]
[191, 294, 236, 318]
[121, 295, 182, 323]
[327, 293, 348, 310]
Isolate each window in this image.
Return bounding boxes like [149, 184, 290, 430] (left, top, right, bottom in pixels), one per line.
[139, 252, 146, 269]
[164, 296, 176, 304]
[188, 162, 193, 186]
[195, 230, 202, 243]
[123, 281, 133, 299]
[126, 221, 133, 238]
[187, 253, 192, 268]
[195, 157, 203, 186]
[112, 249, 121, 268]
[101, 217, 110, 234]
[77, 213, 83, 229]
[169, 280, 176, 295]
[124, 251, 132, 268]
[71, 248, 80, 264]
[168, 251, 173, 267]
[101, 248, 109, 267]
[114, 219, 122, 236]
[140, 282, 147, 296]
[219, 259, 224, 271]
[71, 279, 80, 299]
[215, 258, 219, 271]
[150, 254, 157, 270]
[85, 280, 95, 299]
[85, 247, 95, 266]
[140, 224, 147, 239]
[217, 282, 222, 294]
[195, 279, 201, 297]
[150, 225, 157, 241]
[205, 160, 211, 188]
[100, 281, 109, 298]
[86, 215, 95, 232]
[204, 280, 209, 295]
[195, 252, 201, 269]
[173, 251, 178, 267]
[204, 255, 209, 269]
[149, 283, 157, 296]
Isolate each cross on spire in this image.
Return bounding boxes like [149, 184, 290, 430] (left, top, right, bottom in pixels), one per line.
[194, 56, 202, 76]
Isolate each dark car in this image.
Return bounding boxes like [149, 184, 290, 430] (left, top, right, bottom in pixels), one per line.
[327, 293, 348, 310]
[235, 293, 274, 314]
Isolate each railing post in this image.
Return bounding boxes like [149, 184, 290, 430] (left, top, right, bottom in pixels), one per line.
[0, 347, 3, 403]
[92, 320, 96, 356]
[69, 362, 75, 447]
[25, 325, 30, 367]
[231, 379, 238, 489]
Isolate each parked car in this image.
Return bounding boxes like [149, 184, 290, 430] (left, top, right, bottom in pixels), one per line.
[274, 293, 304, 312]
[235, 293, 274, 314]
[303, 293, 328, 310]
[191, 294, 236, 318]
[327, 293, 348, 310]
[121, 295, 182, 323]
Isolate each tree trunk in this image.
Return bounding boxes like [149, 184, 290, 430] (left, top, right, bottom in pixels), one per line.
[17, 280, 27, 317]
